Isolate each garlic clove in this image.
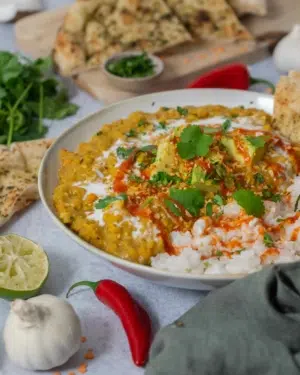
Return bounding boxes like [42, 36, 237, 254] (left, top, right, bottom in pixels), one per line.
[273, 24, 300, 73]
[0, 0, 42, 23]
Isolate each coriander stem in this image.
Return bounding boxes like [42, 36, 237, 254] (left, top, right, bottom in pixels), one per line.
[7, 83, 33, 146]
[38, 83, 44, 134]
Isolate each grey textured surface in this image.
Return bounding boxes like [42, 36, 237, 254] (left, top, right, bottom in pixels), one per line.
[0, 2, 281, 374]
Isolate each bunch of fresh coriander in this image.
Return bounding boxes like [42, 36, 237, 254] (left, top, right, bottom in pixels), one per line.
[0, 51, 79, 145]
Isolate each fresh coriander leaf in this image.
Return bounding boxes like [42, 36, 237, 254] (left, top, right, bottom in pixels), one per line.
[0, 87, 6, 99]
[33, 57, 53, 73]
[236, 248, 246, 254]
[177, 106, 188, 116]
[126, 129, 137, 137]
[164, 199, 181, 216]
[116, 146, 135, 159]
[195, 133, 214, 157]
[233, 189, 265, 217]
[177, 125, 213, 160]
[95, 194, 127, 209]
[295, 195, 300, 212]
[139, 145, 157, 154]
[170, 187, 204, 216]
[222, 118, 231, 133]
[206, 202, 213, 217]
[204, 261, 210, 268]
[263, 233, 274, 248]
[277, 218, 284, 223]
[157, 121, 166, 130]
[162, 106, 169, 111]
[138, 119, 146, 127]
[214, 163, 226, 179]
[245, 135, 267, 148]
[215, 250, 223, 257]
[0, 54, 23, 83]
[262, 189, 281, 202]
[254, 173, 264, 184]
[213, 194, 224, 206]
[150, 172, 182, 186]
[129, 174, 143, 183]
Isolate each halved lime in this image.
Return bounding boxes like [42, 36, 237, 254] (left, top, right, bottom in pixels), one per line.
[0, 234, 49, 301]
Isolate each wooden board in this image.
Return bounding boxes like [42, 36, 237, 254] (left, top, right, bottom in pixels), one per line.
[15, 0, 298, 104]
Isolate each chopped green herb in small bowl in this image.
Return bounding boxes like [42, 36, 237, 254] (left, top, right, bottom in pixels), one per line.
[103, 51, 164, 93]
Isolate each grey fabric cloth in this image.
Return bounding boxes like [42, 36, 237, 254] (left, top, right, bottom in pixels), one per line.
[146, 263, 300, 375]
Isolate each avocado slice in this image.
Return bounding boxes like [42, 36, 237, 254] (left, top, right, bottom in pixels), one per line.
[191, 165, 220, 193]
[221, 135, 266, 165]
[152, 139, 177, 175]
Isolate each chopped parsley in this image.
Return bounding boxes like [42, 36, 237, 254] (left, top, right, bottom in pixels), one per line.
[233, 189, 265, 217]
[213, 194, 224, 206]
[126, 129, 137, 137]
[222, 118, 232, 133]
[139, 145, 157, 154]
[116, 146, 135, 159]
[254, 173, 264, 184]
[295, 195, 300, 212]
[129, 174, 143, 183]
[263, 233, 274, 248]
[206, 202, 213, 217]
[142, 197, 154, 207]
[177, 125, 213, 160]
[164, 199, 181, 216]
[150, 171, 182, 186]
[138, 119, 146, 127]
[169, 187, 205, 216]
[177, 106, 188, 116]
[106, 53, 154, 78]
[262, 189, 281, 202]
[157, 121, 166, 130]
[245, 135, 267, 148]
[95, 194, 127, 209]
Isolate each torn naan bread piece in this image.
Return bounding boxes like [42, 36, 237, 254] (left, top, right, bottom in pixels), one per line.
[165, 0, 253, 41]
[0, 139, 52, 227]
[228, 0, 268, 16]
[53, 0, 192, 76]
[274, 71, 300, 145]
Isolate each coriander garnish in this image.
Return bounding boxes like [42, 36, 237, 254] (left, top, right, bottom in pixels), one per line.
[177, 106, 188, 116]
[106, 53, 154, 78]
[177, 126, 213, 160]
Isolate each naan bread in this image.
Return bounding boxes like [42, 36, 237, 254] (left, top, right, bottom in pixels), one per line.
[0, 139, 52, 227]
[274, 71, 300, 145]
[228, 0, 268, 16]
[53, 0, 193, 76]
[165, 0, 253, 41]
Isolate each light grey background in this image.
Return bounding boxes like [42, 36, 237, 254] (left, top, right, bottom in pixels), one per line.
[0, 2, 281, 374]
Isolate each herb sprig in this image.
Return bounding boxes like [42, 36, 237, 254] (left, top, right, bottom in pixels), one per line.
[0, 52, 78, 145]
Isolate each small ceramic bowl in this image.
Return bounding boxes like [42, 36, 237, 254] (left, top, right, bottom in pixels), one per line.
[103, 51, 164, 93]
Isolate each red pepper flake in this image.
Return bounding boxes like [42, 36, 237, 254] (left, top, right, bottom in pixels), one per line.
[212, 46, 225, 54]
[80, 336, 87, 343]
[84, 349, 95, 360]
[77, 363, 88, 374]
[183, 57, 191, 64]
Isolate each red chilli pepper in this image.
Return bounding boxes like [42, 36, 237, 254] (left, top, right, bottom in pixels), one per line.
[187, 63, 275, 93]
[67, 280, 152, 367]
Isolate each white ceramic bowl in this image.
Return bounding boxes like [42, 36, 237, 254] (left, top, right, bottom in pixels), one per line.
[38, 89, 274, 291]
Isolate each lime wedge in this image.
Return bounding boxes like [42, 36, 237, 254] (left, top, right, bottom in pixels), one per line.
[0, 234, 49, 301]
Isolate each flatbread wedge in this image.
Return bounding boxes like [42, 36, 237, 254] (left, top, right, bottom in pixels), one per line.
[274, 71, 300, 145]
[165, 0, 253, 41]
[0, 139, 52, 227]
[53, 0, 193, 76]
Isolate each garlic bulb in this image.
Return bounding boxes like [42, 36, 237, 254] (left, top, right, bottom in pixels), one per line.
[3, 294, 82, 371]
[273, 24, 300, 72]
[0, 0, 42, 23]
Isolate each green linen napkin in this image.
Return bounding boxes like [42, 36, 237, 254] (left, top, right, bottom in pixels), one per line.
[146, 262, 300, 375]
